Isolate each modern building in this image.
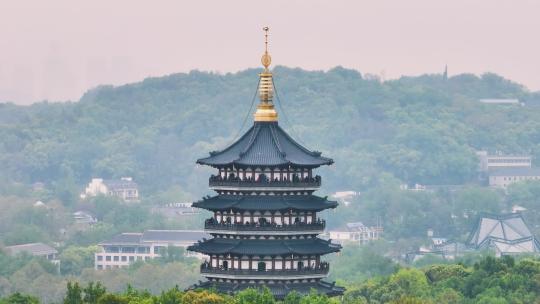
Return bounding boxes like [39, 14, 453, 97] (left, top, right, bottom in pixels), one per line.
[187, 29, 344, 299]
[467, 213, 540, 256]
[95, 230, 208, 270]
[82, 177, 139, 202]
[476, 150, 532, 172]
[327, 222, 383, 245]
[489, 167, 540, 188]
[4, 243, 59, 264]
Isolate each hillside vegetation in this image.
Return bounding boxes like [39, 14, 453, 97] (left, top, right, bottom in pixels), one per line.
[1, 67, 539, 200]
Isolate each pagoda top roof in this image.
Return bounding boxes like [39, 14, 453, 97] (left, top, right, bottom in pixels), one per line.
[188, 237, 341, 256]
[197, 122, 333, 168]
[192, 194, 338, 212]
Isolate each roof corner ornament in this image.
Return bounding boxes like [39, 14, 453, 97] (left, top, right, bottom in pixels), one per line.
[254, 26, 278, 122]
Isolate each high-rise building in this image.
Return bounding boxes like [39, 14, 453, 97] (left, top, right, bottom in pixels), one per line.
[187, 28, 344, 299]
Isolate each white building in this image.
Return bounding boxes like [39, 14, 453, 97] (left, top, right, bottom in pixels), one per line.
[327, 222, 382, 245]
[82, 177, 139, 202]
[489, 167, 540, 188]
[476, 151, 532, 172]
[95, 230, 208, 270]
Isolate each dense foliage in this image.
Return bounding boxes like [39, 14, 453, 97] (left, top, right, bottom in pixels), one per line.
[1, 67, 539, 199]
[0, 256, 538, 304]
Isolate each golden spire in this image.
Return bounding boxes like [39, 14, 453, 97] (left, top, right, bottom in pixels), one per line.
[254, 26, 278, 122]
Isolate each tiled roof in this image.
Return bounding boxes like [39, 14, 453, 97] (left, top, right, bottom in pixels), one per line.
[4, 243, 57, 256]
[142, 230, 209, 242]
[188, 237, 341, 256]
[103, 179, 138, 190]
[100, 230, 208, 246]
[197, 122, 333, 167]
[100, 233, 143, 245]
[192, 194, 338, 212]
[190, 280, 344, 299]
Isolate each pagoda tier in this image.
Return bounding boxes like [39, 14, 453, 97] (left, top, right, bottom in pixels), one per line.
[192, 194, 337, 212]
[188, 237, 341, 256]
[191, 281, 345, 300]
[197, 122, 333, 168]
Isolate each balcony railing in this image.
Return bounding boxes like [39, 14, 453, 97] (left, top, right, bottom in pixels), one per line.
[204, 219, 326, 232]
[209, 175, 321, 188]
[200, 263, 329, 276]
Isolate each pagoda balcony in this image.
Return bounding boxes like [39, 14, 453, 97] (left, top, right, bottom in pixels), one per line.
[200, 262, 329, 279]
[204, 219, 325, 235]
[208, 175, 321, 191]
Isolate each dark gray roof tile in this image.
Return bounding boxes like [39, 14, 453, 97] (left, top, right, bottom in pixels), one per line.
[197, 122, 332, 167]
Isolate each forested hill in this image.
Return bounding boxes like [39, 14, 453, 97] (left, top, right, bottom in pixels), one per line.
[1, 66, 539, 199]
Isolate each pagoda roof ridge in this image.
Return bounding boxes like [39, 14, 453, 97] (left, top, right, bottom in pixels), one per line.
[197, 122, 333, 167]
[187, 237, 341, 256]
[192, 194, 338, 212]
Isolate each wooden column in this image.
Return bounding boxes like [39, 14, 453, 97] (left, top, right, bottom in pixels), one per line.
[289, 210, 293, 224]
[249, 256, 253, 270]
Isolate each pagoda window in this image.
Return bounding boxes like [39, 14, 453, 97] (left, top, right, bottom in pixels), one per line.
[275, 259, 283, 270]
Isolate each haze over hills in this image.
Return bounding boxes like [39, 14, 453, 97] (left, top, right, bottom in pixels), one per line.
[0, 66, 539, 199]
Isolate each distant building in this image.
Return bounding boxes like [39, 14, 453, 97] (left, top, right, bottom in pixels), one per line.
[489, 167, 540, 188]
[151, 202, 200, 219]
[476, 151, 532, 172]
[468, 213, 540, 256]
[95, 230, 208, 270]
[400, 184, 426, 191]
[4, 243, 59, 264]
[327, 222, 382, 245]
[331, 191, 359, 206]
[405, 250, 445, 263]
[479, 98, 521, 105]
[73, 211, 98, 225]
[82, 177, 139, 202]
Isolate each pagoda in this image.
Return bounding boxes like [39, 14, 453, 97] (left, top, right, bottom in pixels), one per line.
[187, 28, 344, 299]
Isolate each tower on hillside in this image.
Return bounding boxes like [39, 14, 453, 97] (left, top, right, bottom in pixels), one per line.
[187, 27, 344, 299]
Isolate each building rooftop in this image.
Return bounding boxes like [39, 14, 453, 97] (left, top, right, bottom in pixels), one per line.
[192, 194, 338, 212]
[100, 230, 208, 246]
[197, 122, 333, 168]
[491, 236, 540, 254]
[468, 213, 540, 253]
[4, 243, 57, 256]
[188, 238, 341, 256]
[142, 230, 208, 242]
[103, 178, 138, 191]
[489, 167, 540, 177]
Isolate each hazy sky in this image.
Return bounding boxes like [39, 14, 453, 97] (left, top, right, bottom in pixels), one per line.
[1, 0, 539, 104]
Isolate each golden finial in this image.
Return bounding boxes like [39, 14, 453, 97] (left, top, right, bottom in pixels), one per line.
[261, 26, 272, 70]
[254, 26, 278, 122]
